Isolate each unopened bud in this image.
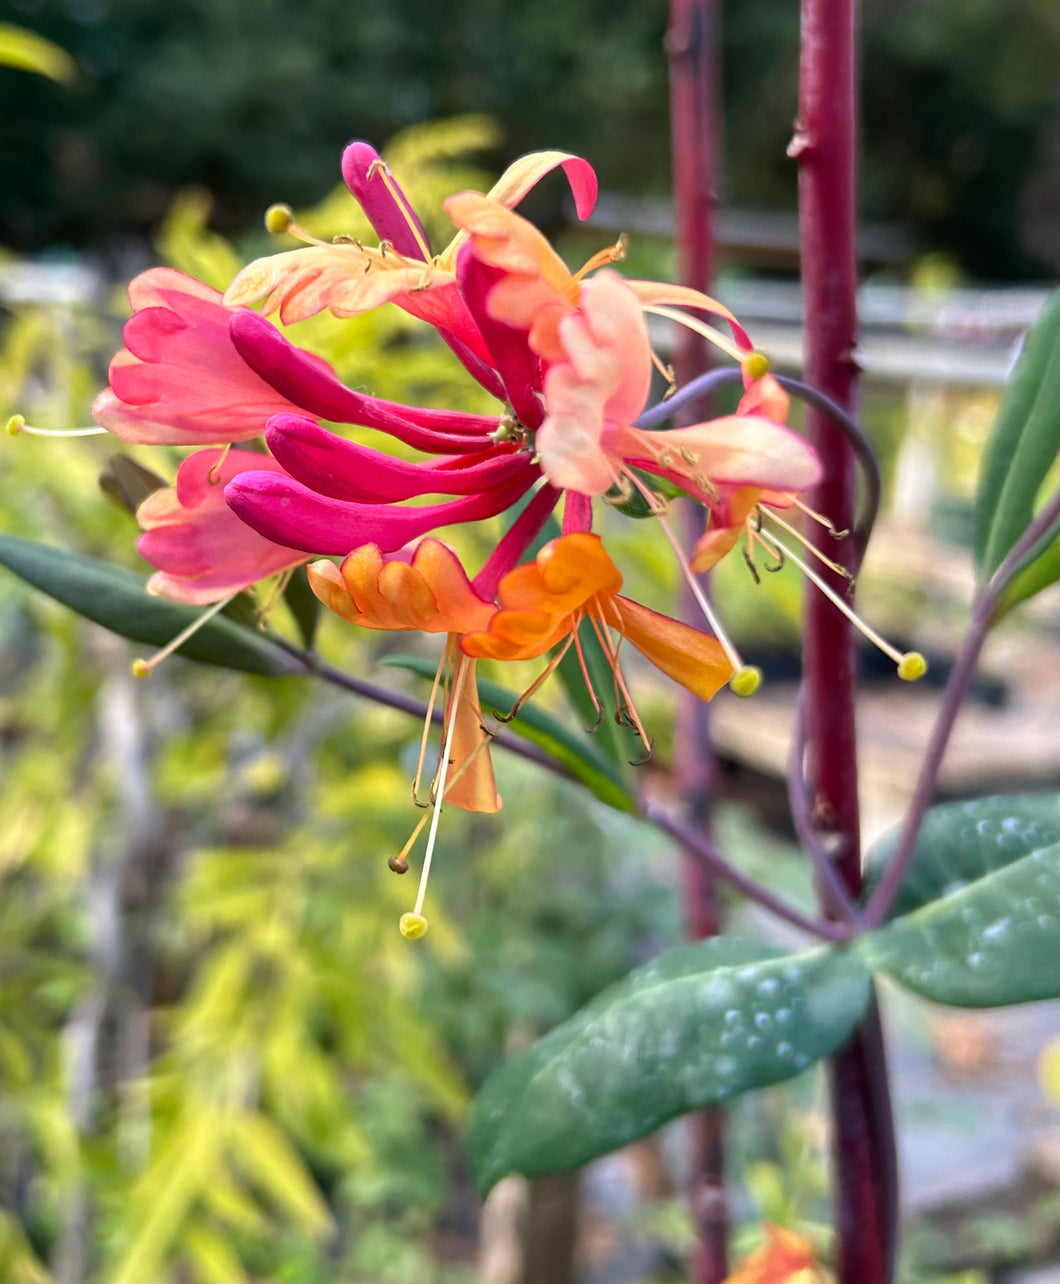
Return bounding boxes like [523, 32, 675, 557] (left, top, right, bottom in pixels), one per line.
[264, 203, 294, 234]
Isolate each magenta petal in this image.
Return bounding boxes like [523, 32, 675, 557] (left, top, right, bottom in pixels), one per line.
[264, 414, 535, 502]
[225, 471, 536, 556]
[456, 244, 544, 429]
[229, 311, 495, 454]
[341, 141, 432, 260]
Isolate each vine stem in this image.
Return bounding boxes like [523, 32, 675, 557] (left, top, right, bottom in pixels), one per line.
[862, 488, 1060, 929]
[793, 0, 899, 1275]
[667, 0, 729, 1276]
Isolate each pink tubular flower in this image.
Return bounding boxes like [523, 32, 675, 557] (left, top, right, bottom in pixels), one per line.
[90, 269, 311, 446]
[136, 449, 307, 604]
[534, 271, 821, 509]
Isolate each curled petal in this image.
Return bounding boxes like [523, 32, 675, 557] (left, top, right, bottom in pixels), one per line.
[484, 151, 598, 221]
[623, 279, 753, 352]
[136, 449, 305, 604]
[738, 372, 790, 423]
[689, 487, 762, 573]
[225, 470, 535, 556]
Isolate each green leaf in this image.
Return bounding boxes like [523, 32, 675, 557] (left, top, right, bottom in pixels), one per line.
[282, 564, 321, 650]
[0, 534, 302, 678]
[862, 793, 1060, 921]
[466, 938, 872, 1194]
[859, 842, 1059, 1007]
[0, 23, 76, 81]
[974, 291, 1060, 581]
[98, 454, 168, 514]
[994, 514, 1060, 618]
[382, 653, 637, 813]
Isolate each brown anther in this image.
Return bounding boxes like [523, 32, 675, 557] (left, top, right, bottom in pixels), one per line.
[388, 856, 409, 874]
[629, 735, 656, 767]
[742, 547, 762, 585]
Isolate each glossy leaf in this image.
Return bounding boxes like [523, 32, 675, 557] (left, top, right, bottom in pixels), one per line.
[974, 290, 1060, 582]
[382, 653, 637, 813]
[862, 793, 1060, 921]
[0, 534, 302, 678]
[466, 939, 871, 1194]
[859, 842, 1059, 1007]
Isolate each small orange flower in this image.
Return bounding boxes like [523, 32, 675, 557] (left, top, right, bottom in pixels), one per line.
[723, 1224, 826, 1283]
[308, 540, 499, 815]
[461, 533, 733, 746]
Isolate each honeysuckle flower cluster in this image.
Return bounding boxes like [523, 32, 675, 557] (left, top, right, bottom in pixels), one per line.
[80, 141, 924, 936]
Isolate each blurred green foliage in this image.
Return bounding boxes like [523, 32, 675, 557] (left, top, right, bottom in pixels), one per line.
[2, 0, 1058, 276]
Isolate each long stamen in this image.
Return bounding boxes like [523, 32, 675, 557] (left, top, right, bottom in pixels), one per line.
[7, 415, 106, 438]
[586, 610, 654, 753]
[760, 507, 853, 581]
[413, 638, 455, 805]
[131, 594, 237, 677]
[790, 495, 849, 539]
[497, 636, 576, 722]
[388, 813, 429, 874]
[366, 159, 434, 262]
[400, 656, 471, 939]
[757, 528, 927, 680]
[641, 305, 746, 364]
[570, 623, 604, 730]
[206, 444, 233, 485]
[647, 503, 762, 697]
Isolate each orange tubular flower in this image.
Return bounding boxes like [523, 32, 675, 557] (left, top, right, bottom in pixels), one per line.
[461, 533, 733, 748]
[723, 1224, 826, 1283]
[308, 539, 500, 816]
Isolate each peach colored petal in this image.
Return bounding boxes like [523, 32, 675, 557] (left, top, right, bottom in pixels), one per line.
[483, 151, 598, 220]
[128, 267, 222, 310]
[624, 280, 753, 351]
[601, 595, 732, 701]
[738, 371, 790, 423]
[443, 660, 500, 813]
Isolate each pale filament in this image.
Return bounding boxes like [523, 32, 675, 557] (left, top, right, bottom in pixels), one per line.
[7, 416, 106, 438]
[411, 655, 470, 918]
[132, 593, 238, 676]
[585, 609, 653, 753]
[413, 637, 456, 806]
[759, 506, 853, 582]
[755, 527, 908, 666]
[641, 304, 746, 364]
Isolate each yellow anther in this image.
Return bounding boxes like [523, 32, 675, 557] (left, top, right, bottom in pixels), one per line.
[399, 911, 429, 940]
[131, 658, 151, 679]
[729, 665, 762, 697]
[264, 203, 295, 234]
[6, 414, 25, 437]
[897, 651, 927, 681]
[742, 350, 771, 381]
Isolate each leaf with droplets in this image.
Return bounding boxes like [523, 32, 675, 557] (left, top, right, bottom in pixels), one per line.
[862, 793, 1060, 921]
[465, 938, 871, 1194]
[859, 794, 1060, 1007]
